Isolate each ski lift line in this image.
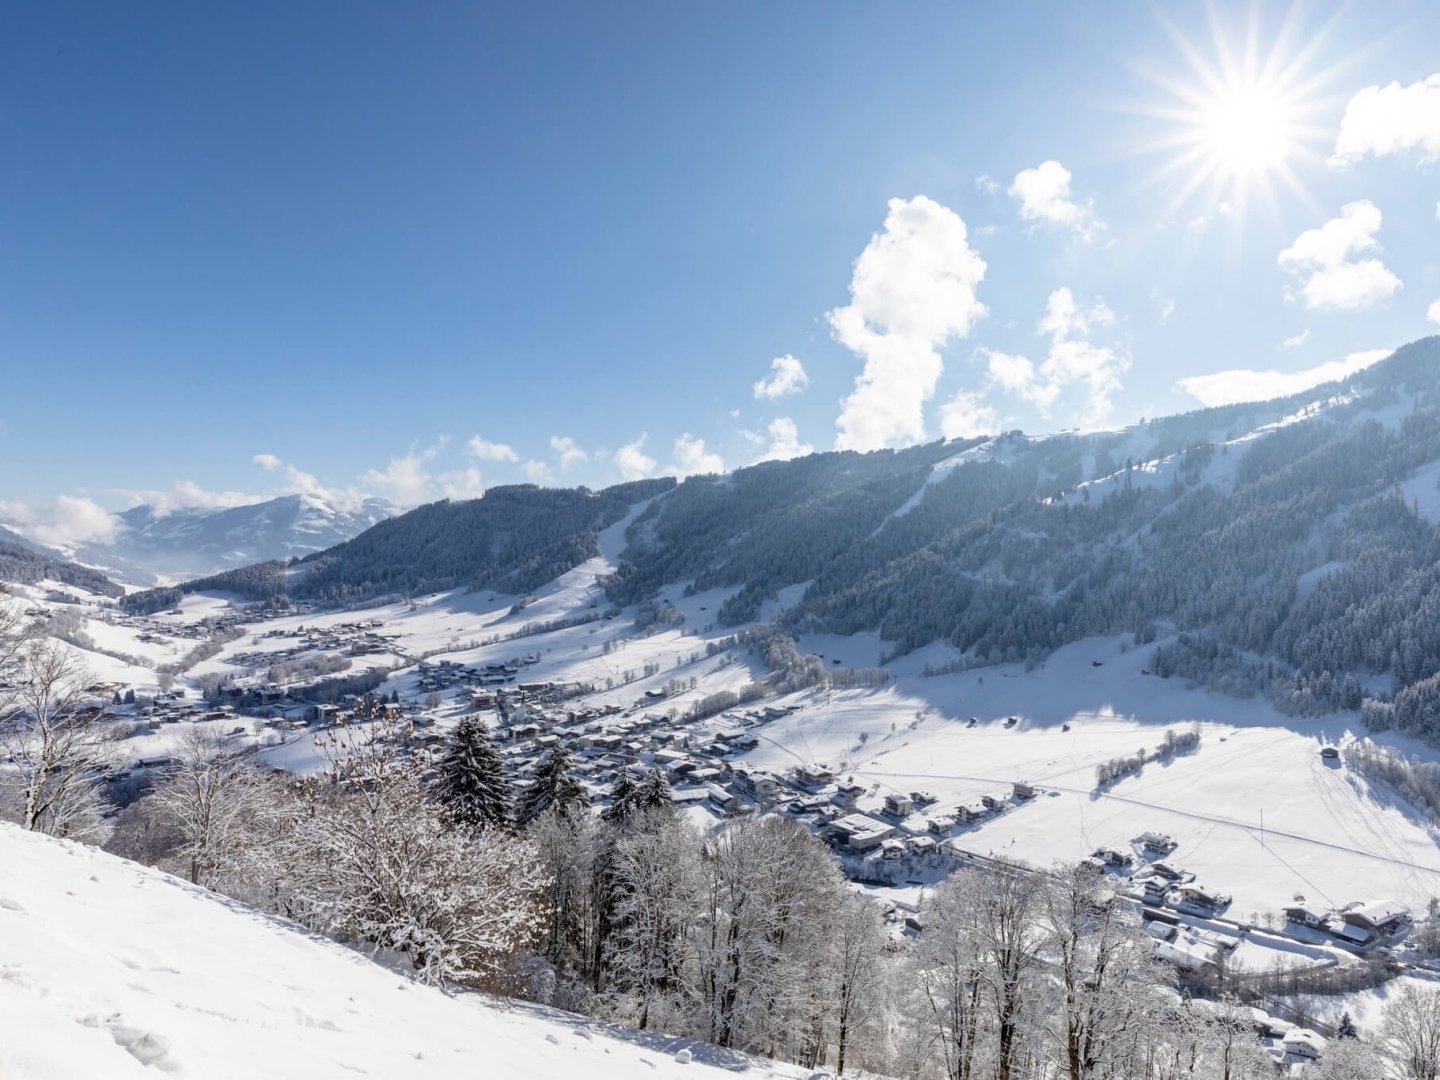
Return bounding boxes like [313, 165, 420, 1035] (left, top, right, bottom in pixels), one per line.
[860, 769, 1440, 877]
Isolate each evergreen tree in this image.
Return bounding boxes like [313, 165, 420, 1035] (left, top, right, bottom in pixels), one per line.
[1339, 1011, 1359, 1039]
[602, 770, 640, 824]
[516, 744, 586, 825]
[431, 716, 510, 831]
[603, 768, 673, 825]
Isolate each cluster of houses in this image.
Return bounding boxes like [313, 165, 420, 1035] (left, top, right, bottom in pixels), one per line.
[1282, 898, 1413, 950]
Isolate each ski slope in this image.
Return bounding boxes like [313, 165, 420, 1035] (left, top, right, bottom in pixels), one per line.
[0, 824, 803, 1080]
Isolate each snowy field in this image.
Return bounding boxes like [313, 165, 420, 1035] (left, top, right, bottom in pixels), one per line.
[0, 824, 805, 1080]
[152, 507, 1440, 933]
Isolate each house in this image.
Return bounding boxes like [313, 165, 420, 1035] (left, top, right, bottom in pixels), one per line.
[312, 703, 340, 725]
[825, 813, 896, 852]
[1150, 860, 1184, 881]
[879, 838, 907, 860]
[981, 794, 1005, 811]
[925, 816, 955, 836]
[1093, 848, 1131, 868]
[1174, 884, 1229, 911]
[1282, 903, 1326, 929]
[883, 793, 914, 817]
[1342, 901, 1411, 937]
[1282, 1029, 1326, 1060]
[794, 762, 835, 789]
[1012, 780, 1036, 799]
[1320, 745, 1340, 760]
[832, 782, 865, 809]
[1138, 831, 1177, 853]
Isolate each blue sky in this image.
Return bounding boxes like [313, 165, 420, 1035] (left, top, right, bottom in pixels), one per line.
[3, 1, 1440, 543]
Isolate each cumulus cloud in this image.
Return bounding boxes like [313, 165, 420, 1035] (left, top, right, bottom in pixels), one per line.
[1429, 299, 1440, 326]
[976, 288, 1129, 426]
[1175, 348, 1392, 408]
[753, 418, 814, 463]
[549, 435, 587, 471]
[0, 495, 121, 548]
[614, 435, 657, 482]
[1281, 330, 1310, 349]
[520, 460, 553, 484]
[466, 436, 519, 463]
[830, 195, 988, 451]
[1278, 201, 1402, 311]
[1008, 160, 1102, 240]
[670, 434, 725, 477]
[974, 174, 999, 195]
[362, 442, 444, 507]
[1330, 73, 1440, 167]
[246, 454, 365, 510]
[437, 466, 486, 500]
[938, 391, 999, 439]
[752, 355, 810, 400]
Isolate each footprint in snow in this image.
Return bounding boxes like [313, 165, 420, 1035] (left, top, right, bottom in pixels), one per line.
[110, 1025, 177, 1071]
[0, 897, 25, 914]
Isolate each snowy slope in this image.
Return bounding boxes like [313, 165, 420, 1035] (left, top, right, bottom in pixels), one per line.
[0, 824, 803, 1080]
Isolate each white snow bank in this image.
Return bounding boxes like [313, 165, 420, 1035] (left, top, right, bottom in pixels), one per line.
[0, 824, 800, 1080]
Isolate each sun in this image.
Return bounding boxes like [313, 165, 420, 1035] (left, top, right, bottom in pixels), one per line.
[1130, 5, 1344, 218]
[1199, 82, 1294, 178]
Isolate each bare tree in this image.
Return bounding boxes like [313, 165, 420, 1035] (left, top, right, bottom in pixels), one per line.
[825, 890, 891, 1076]
[0, 639, 113, 839]
[148, 727, 263, 885]
[1382, 983, 1440, 1080]
[1040, 862, 1174, 1080]
[915, 869, 989, 1080]
[972, 859, 1048, 1080]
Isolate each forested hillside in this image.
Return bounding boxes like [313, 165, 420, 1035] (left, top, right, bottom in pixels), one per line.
[0, 532, 124, 598]
[290, 478, 675, 606]
[141, 338, 1440, 735]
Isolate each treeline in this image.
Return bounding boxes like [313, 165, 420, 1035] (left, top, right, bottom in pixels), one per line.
[1343, 741, 1440, 824]
[121, 561, 288, 615]
[1095, 725, 1202, 788]
[291, 481, 672, 607]
[0, 535, 124, 598]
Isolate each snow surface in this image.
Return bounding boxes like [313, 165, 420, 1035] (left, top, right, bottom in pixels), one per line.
[0, 824, 803, 1080]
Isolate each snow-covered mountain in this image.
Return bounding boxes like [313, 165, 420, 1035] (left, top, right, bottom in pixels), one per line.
[0, 823, 800, 1080]
[71, 494, 394, 585]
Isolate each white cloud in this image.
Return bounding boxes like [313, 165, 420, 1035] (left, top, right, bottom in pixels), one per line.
[1428, 299, 1440, 326]
[1038, 286, 1114, 341]
[1278, 201, 1402, 311]
[549, 435, 587, 471]
[1176, 348, 1392, 408]
[437, 467, 485, 500]
[974, 174, 999, 195]
[0, 495, 120, 548]
[247, 454, 364, 510]
[1008, 160, 1102, 240]
[670, 434, 725, 477]
[1281, 330, 1310, 349]
[252, 453, 282, 471]
[361, 443, 443, 507]
[614, 435, 657, 482]
[830, 195, 988, 451]
[466, 436, 518, 463]
[977, 288, 1129, 425]
[938, 391, 999, 439]
[753, 417, 815, 463]
[520, 460, 553, 484]
[1330, 73, 1440, 167]
[752, 355, 810, 400]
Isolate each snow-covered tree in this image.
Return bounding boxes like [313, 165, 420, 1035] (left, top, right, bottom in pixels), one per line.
[516, 743, 586, 825]
[1381, 983, 1440, 1080]
[430, 715, 510, 830]
[149, 727, 264, 885]
[0, 639, 112, 839]
[603, 767, 672, 825]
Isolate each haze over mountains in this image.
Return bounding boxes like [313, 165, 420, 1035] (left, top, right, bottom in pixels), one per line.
[1, 493, 393, 586]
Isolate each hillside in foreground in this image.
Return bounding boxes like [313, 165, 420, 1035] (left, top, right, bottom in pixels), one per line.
[0, 824, 801, 1080]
